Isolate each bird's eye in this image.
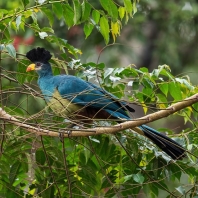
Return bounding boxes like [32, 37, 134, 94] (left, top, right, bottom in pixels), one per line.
[36, 63, 41, 67]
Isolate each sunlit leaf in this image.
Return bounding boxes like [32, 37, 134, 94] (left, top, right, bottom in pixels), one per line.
[52, 2, 63, 19]
[92, 10, 100, 24]
[104, 68, 114, 79]
[38, 0, 46, 4]
[24, 10, 32, 18]
[16, 15, 21, 30]
[73, 0, 81, 24]
[21, 0, 29, 7]
[118, 6, 125, 19]
[81, 1, 91, 21]
[6, 44, 16, 58]
[124, 0, 133, 15]
[100, 0, 118, 19]
[84, 22, 94, 38]
[159, 83, 168, 96]
[176, 186, 185, 195]
[62, 4, 74, 27]
[41, 7, 54, 26]
[39, 32, 48, 39]
[133, 173, 144, 184]
[100, 16, 109, 44]
[169, 82, 182, 101]
[111, 21, 120, 42]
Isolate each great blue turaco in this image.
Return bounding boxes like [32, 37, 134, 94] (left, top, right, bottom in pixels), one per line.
[26, 47, 186, 160]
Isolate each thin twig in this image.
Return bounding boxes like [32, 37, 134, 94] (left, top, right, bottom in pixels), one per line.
[62, 136, 72, 198]
[40, 136, 62, 197]
[0, 45, 5, 156]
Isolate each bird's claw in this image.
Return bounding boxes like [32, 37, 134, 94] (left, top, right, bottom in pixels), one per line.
[66, 130, 72, 137]
[58, 129, 64, 142]
[59, 128, 72, 142]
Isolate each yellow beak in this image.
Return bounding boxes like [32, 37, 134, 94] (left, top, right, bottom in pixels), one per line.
[26, 64, 35, 72]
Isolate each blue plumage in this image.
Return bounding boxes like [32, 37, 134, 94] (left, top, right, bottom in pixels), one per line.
[26, 47, 186, 160]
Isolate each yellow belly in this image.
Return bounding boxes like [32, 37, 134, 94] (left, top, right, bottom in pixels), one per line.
[47, 90, 82, 117]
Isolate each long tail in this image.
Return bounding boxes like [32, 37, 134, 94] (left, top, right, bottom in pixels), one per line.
[133, 125, 186, 160]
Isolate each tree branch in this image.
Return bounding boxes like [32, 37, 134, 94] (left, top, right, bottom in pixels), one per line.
[0, 93, 198, 137]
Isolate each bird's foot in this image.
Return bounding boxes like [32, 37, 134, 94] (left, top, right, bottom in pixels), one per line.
[58, 129, 65, 142]
[58, 124, 81, 141]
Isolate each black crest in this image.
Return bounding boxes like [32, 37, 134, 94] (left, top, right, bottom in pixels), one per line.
[26, 47, 52, 63]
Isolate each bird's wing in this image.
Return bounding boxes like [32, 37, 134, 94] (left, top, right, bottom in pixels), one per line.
[86, 81, 135, 113]
[54, 75, 131, 118]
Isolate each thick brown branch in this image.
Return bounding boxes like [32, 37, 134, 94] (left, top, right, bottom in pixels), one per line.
[0, 93, 198, 137]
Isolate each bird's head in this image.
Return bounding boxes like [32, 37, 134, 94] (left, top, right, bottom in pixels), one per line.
[26, 47, 52, 76]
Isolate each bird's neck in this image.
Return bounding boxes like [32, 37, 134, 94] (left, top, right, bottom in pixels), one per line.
[38, 73, 54, 101]
[37, 66, 53, 78]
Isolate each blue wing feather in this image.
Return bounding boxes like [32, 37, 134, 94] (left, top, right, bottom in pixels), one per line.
[54, 75, 130, 118]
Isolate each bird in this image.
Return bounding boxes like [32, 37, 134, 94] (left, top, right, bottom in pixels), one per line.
[26, 47, 186, 160]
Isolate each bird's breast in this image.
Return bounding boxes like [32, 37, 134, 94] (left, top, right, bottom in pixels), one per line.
[47, 89, 82, 117]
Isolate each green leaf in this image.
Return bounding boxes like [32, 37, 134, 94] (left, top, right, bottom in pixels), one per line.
[6, 44, 16, 58]
[124, 0, 133, 14]
[41, 185, 55, 198]
[169, 82, 182, 101]
[39, 32, 48, 39]
[84, 22, 94, 38]
[144, 183, 159, 197]
[175, 78, 194, 90]
[176, 186, 185, 195]
[99, 0, 108, 13]
[142, 87, 153, 98]
[169, 163, 182, 181]
[62, 4, 74, 27]
[20, 0, 29, 7]
[41, 27, 54, 33]
[9, 161, 21, 184]
[124, 174, 132, 182]
[38, 0, 46, 4]
[73, 0, 81, 24]
[36, 150, 46, 166]
[0, 9, 8, 18]
[133, 173, 144, 184]
[0, 24, 10, 39]
[41, 7, 54, 27]
[4, 27, 10, 39]
[52, 2, 63, 19]
[156, 93, 168, 109]
[155, 181, 168, 191]
[92, 10, 100, 24]
[150, 183, 159, 197]
[16, 15, 22, 30]
[159, 83, 168, 96]
[104, 68, 114, 79]
[100, 16, 109, 44]
[133, 2, 137, 14]
[0, 44, 5, 51]
[100, 0, 118, 19]
[81, 1, 91, 22]
[24, 10, 32, 18]
[13, 173, 28, 187]
[96, 63, 105, 69]
[118, 6, 125, 20]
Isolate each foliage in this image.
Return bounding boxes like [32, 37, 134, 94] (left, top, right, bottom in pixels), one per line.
[0, 0, 198, 197]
